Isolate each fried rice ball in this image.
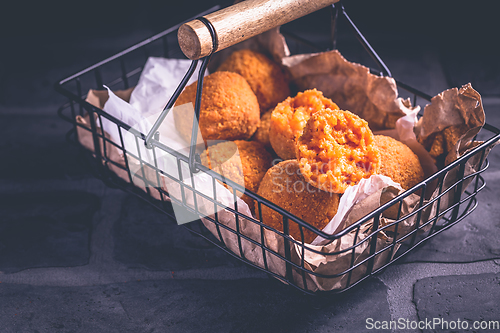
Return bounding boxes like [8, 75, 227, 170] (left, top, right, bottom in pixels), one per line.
[200, 140, 273, 211]
[217, 49, 290, 112]
[373, 135, 425, 190]
[173, 71, 260, 144]
[270, 89, 339, 160]
[252, 109, 273, 151]
[296, 109, 380, 194]
[256, 160, 340, 244]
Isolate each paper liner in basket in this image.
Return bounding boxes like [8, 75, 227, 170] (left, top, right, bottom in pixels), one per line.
[415, 83, 486, 167]
[76, 87, 166, 201]
[75, 57, 207, 202]
[413, 83, 492, 231]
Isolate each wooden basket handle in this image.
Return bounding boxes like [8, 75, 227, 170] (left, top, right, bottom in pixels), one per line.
[178, 0, 339, 60]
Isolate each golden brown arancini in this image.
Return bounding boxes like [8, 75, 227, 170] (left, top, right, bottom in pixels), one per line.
[373, 135, 425, 190]
[200, 140, 273, 211]
[173, 71, 260, 144]
[296, 109, 380, 194]
[252, 109, 273, 151]
[256, 160, 340, 244]
[217, 49, 290, 112]
[269, 89, 339, 160]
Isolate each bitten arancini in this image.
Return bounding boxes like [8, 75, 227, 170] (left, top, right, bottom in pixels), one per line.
[256, 160, 340, 244]
[373, 135, 425, 190]
[200, 140, 273, 211]
[173, 71, 260, 144]
[296, 109, 380, 194]
[269, 89, 339, 160]
[217, 49, 290, 112]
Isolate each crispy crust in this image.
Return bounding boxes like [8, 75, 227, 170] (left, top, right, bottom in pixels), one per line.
[252, 109, 273, 151]
[217, 49, 290, 112]
[373, 135, 425, 190]
[200, 140, 273, 211]
[269, 89, 339, 160]
[256, 160, 340, 243]
[296, 109, 380, 194]
[173, 71, 260, 144]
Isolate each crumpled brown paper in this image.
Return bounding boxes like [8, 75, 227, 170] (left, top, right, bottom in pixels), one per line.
[415, 83, 486, 167]
[281, 49, 418, 130]
[411, 83, 491, 233]
[198, 182, 420, 292]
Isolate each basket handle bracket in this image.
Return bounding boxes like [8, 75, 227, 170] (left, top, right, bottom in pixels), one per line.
[145, 17, 217, 174]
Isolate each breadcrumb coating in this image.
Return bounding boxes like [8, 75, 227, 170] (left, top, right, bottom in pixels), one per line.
[256, 160, 340, 243]
[270, 89, 339, 160]
[173, 71, 260, 144]
[252, 109, 273, 151]
[217, 49, 290, 112]
[374, 135, 425, 190]
[296, 109, 380, 194]
[200, 140, 272, 211]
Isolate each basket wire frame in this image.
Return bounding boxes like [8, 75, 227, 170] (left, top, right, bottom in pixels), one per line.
[55, 4, 500, 295]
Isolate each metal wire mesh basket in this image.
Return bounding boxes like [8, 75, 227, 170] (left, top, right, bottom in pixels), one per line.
[55, 2, 500, 294]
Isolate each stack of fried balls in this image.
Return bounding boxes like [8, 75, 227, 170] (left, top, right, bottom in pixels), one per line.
[173, 48, 425, 244]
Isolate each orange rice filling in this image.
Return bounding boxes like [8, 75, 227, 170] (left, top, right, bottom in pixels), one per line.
[270, 89, 339, 160]
[296, 109, 380, 193]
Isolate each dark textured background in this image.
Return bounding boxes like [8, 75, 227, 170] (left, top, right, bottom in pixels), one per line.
[1, 1, 499, 332]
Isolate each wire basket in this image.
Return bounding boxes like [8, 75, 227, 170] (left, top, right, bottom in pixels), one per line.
[55, 3, 500, 294]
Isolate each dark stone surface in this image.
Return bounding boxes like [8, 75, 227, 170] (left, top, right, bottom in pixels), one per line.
[0, 277, 390, 333]
[0, 1, 227, 117]
[113, 194, 244, 271]
[441, 51, 500, 97]
[0, 1, 498, 331]
[0, 191, 100, 273]
[414, 273, 500, 333]
[0, 32, 152, 116]
[435, 3, 500, 98]
[0, 115, 90, 180]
